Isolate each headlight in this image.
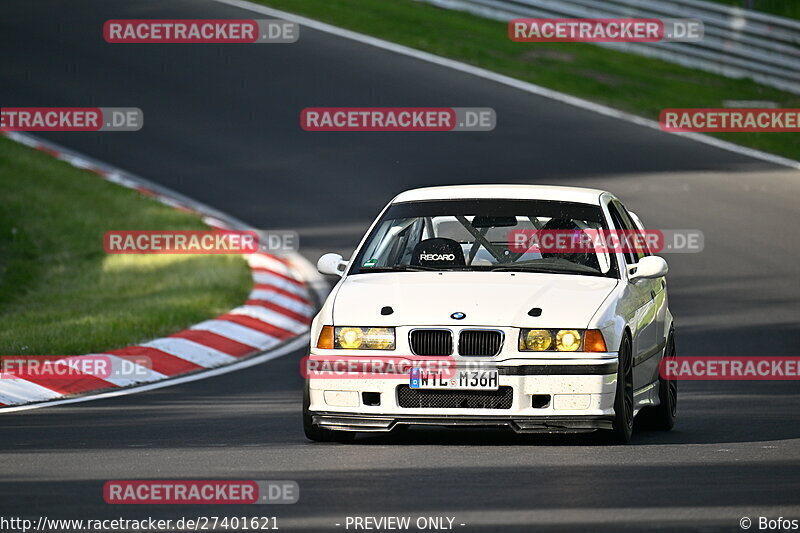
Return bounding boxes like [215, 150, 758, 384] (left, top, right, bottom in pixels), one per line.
[518, 329, 607, 352]
[555, 329, 581, 352]
[316, 326, 396, 350]
[337, 327, 364, 349]
[519, 329, 552, 351]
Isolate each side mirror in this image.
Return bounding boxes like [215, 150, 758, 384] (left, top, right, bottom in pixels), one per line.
[628, 256, 668, 281]
[317, 253, 347, 277]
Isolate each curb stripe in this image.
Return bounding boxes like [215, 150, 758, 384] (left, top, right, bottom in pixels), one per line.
[245, 299, 314, 323]
[106, 346, 205, 377]
[191, 319, 282, 350]
[253, 283, 312, 304]
[10, 372, 114, 396]
[254, 251, 292, 266]
[248, 290, 315, 315]
[0, 378, 63, 404]
[252, 271, 309, 296]
[74, 354, 167, 387]
[215, 313, 296, 340]
[247, 253, 294, 276]
[135, 186, 158, 197]
[141, 338, 238, 368]
[251, 267, 305, 286]
[170, 330, 258, 357]
[229, 306, 310, 335]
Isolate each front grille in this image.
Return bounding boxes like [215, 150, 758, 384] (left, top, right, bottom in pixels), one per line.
[409, 329, 452, 356]
[397, 386, 513, 409]
[458, 330, 503, 356]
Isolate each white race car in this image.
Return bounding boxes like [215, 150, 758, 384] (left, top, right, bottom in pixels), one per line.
[304, 185, 676, 444]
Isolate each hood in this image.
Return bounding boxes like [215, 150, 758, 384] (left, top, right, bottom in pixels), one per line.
[332, 272, 617, 328]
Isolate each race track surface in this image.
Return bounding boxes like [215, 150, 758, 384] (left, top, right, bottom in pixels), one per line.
[2, 1, 799, 530]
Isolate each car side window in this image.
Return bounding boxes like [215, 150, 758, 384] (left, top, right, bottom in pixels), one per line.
[618, 203, 651, 259]
[607, 202, 638, 265]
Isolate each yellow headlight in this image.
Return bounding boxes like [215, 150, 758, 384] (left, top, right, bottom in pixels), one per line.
[364, 327, 395, 350]
[334, 327, 395, 350]
[520, 329, 552, 351]
[555, 329, 582, 352]
[336, 327, 364, 349]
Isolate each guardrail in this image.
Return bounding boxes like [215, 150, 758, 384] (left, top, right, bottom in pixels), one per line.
[419, 0, 800, 94]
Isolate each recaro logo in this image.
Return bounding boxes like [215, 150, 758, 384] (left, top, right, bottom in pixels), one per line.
[420, 253, 455, 261]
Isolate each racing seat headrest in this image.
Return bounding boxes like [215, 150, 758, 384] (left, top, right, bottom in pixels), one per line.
[410, 238, 466, 267]
[542, 217, 580, 231]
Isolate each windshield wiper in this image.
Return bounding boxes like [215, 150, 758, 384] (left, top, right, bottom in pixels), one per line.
[489, 265, 603, 276]
[359, 265, 447, 273]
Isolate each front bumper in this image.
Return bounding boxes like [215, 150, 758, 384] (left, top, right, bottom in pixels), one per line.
[307, 357, 618, 433]
[312, 413, 613, 433]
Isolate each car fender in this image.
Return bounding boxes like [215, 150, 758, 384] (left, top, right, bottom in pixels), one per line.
[310, 275, 347, 348]
[587, 281, 629, 353]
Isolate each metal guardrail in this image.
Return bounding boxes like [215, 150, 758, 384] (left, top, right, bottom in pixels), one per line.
[419, 0, 800, 94]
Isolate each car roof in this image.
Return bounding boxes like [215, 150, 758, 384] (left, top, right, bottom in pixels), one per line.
[392, 185, 609, 205]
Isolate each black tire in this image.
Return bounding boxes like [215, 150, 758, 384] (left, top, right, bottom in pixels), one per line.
[302, 380, 356, 443]
[609, 335, 634, 444]
[638, 330, 677, 430]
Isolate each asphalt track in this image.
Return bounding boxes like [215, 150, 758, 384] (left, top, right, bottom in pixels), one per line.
[2, 0, 800, 531]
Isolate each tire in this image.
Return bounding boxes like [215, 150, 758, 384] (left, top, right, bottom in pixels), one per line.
[302, 380, 355, 443]
[639, 330, 677, 430]
[609, 334, 634, 444]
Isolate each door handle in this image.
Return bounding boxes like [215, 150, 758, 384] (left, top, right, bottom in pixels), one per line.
[650, 290, 656, 300]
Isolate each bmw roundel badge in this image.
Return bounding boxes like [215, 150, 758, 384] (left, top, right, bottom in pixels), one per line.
[450, 312, 466, 320]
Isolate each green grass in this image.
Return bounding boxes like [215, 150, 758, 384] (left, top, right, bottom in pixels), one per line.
[0, 136, 252, 355]
[257, 0, 799, 161]
[706, 0, 800, 19]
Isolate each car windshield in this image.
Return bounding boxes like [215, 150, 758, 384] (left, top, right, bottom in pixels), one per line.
[350, 199, 617, 277]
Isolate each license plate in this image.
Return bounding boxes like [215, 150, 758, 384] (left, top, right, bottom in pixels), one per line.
[409, 368, 499, 390]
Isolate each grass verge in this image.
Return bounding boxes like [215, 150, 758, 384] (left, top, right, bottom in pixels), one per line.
[256, 0, 799, 162]
[0, 136, 252, 355]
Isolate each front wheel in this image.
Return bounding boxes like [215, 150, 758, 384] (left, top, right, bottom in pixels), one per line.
[608, 335, 634, 444]
[638, 330, 677, 430]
